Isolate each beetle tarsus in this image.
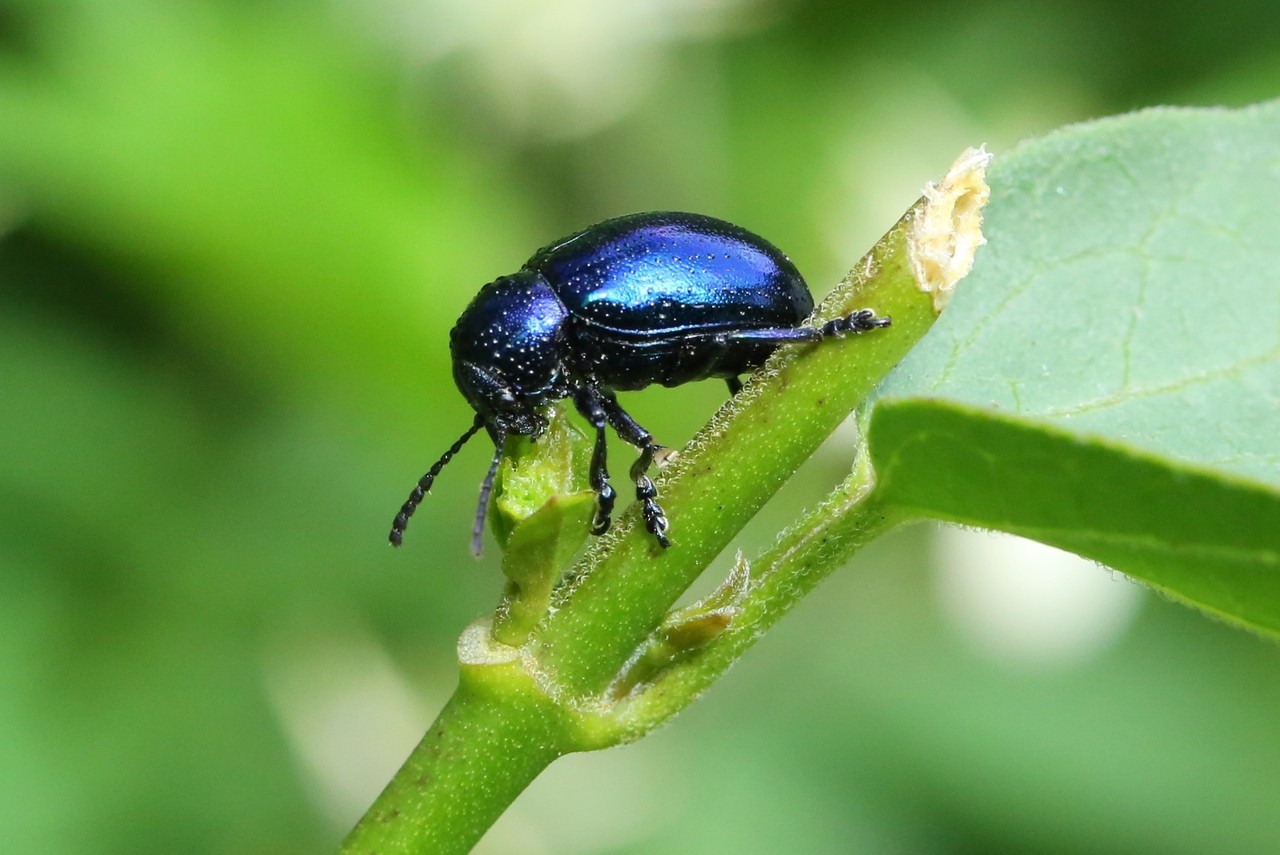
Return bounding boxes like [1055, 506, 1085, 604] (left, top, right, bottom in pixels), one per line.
[592, 483, 616, 535]
[629, 442, 670, 548]
[820, 309, 892, 338]
[634, 471, 670, 548]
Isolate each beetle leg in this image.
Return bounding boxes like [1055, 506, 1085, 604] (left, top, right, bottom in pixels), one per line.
[629, 444, 669, 548]
[726, 376, 744, 395]
[588, 425, 616, 535]
[817, 308, 893, 337]
[722, 309, 892, 345]
[597, 391, 670, 548]
[571, 388, 617, 536]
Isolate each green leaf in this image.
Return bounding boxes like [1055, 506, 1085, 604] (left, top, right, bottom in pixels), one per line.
[871, 102, 1280, 635]
[493, 494, 596, 646]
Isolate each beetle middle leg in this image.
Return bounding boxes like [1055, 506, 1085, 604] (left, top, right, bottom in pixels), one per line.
[571, 388, 618, 535]
[595, 389, 671, 548]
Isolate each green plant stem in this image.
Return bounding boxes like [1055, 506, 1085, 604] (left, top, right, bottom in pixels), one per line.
[340, 148, 990, 852]
[613, 448, 906, 729]
[339, 656, 569, 855]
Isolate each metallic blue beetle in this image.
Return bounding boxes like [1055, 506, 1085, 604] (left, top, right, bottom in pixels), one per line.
[390, 211, 890, 554]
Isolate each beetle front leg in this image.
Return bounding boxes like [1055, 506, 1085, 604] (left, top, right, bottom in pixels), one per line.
[588, 426, 617, 535]
[571, 388, 617, 536]
[597, 391, 670, 548]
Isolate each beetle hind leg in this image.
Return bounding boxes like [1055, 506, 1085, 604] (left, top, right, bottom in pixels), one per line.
[720, 309, 892, 347]
[818, 308, 892, 337]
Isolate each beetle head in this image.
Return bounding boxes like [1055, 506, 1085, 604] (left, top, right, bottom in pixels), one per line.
[389, 271, 573, 556]
[450, 271, 570, 437]
[451, 361, 547, 437]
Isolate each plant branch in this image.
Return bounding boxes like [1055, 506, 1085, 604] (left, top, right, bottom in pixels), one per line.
[340, 628, 568, 855]
[340, 147, 991, 854]
[607, 444, 907, 732]
[537, 147, 991, 697]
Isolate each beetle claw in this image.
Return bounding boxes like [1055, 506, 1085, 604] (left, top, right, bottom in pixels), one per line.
[820, 309, 892, 338]
[645, 501, 671, 548]
[592, 483, 616, 535]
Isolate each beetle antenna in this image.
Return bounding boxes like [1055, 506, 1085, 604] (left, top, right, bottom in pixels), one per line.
[389, 414, 485, 547]
[470, 429, 506, 557]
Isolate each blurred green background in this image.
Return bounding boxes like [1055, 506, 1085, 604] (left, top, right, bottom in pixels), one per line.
[3, 1, 1279, 852]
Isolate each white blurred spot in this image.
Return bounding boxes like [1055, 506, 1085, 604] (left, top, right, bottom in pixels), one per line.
[932, 526, 1144, 667]
[261, 627, 440, 831]
[478, 746, 669, 855]
[262, 624, 666, 852]
[338, 0, 770, 139]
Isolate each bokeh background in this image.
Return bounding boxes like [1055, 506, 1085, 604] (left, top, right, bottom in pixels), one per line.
[3, 1, 1279, 852]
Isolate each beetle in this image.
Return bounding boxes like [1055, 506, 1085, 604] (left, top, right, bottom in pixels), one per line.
[389, 211, 890, 555]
